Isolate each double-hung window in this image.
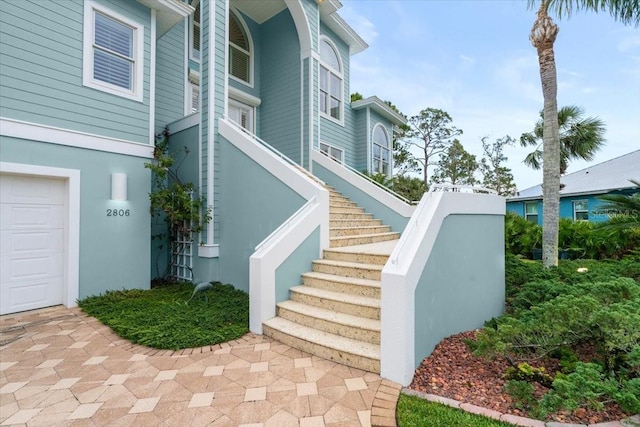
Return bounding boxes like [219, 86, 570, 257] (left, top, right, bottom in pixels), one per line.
[83, 1, 144, 101]
[372, 124, 390, 175]
[319, 38, 343, 122]
[524, 201, 538, 223]
[573, 200, 589, 221]
[229, 11, 251, 85]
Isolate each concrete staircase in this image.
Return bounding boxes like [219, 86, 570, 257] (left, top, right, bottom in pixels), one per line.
[262, 187, 400, 373]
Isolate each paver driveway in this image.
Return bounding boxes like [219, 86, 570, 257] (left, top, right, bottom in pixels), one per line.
[0, 306, 393, 426]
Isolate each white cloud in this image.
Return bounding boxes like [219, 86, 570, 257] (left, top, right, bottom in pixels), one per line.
[617, 31, 640, 52]
[495, 53, 543, 104]
[338, 5, 379, 45]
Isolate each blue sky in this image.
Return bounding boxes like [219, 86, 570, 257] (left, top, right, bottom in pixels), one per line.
[340, 0, 640, 190]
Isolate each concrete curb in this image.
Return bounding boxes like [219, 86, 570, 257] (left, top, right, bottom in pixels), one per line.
[400, 388, 640, 427]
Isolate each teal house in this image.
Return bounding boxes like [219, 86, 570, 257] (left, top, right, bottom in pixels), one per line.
[1, 0, 506, 385]
[507, 150, 640, 224]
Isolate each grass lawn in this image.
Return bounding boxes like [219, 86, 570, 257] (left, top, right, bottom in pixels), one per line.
[78, 282, 249, 350]
[397, 394, 515, 427]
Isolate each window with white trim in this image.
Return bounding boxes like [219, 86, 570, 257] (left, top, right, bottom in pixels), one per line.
[319, 38, 343, 122]
[190, 0, 200, 61]
[573, 200, 589, 221]
[189, 82, 199, 113]
[525, 201, 538, 223]
[372, 124, 390, 175]
[229, 11, 251, 84]
[319, 142, 343, 163]
[83, 1, 144, 101]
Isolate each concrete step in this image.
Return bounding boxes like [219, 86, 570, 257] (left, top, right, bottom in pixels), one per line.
[263, 317, 380, 373]
[312, 259, 383, 281]
[330, 206, 366, 214]
[330, 218, 383, 228]
[330, 225, 391, 237]
[301, 271, 381, 298]
[276, 300, 380, 344]
[329, 199, 357, 208]
[289, 285, 380, 319]
[330, 232, 400, 248]
[330, 212, 375, 220]
[322, 248, 391, 266]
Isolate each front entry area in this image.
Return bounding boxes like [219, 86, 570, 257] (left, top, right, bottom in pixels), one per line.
[0, 173, 66, 315]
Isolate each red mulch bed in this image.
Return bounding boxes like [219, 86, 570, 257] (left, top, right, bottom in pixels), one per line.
[409, 330, 630, 425]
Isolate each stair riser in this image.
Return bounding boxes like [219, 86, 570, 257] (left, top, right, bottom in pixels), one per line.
[312, 263, 382, 281]
[330, 219, 382, 227]
[330, 213, 374, 220]
[290, 291, 380, 319]
[329, 200, 357, 208]
[330, 207, 366, 214]
[322, 251, 390, 266]
[263, 324, 380, 373]
[277, 306, 380, 344]
[330, 226, 391, 237]
[330, 233, 400, 248]
[302, 274, 380, 298]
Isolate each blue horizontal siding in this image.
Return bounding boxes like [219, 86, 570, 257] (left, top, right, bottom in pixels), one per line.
[155, 20, 186, 132]
[0, 0, 151, 144]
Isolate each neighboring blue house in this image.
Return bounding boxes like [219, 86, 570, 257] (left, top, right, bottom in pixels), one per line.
[507, 150, 640, 224]
[1, 0, 505, 385]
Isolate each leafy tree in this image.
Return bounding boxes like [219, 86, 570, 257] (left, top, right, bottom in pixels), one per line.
[350, 92, 363, 103]
[480, 135, 517, 196]
[520, 105, 606, 175]
[431, 139, 478, 186]
[400, 108, 463, 184]
[526, 0, 638, 268]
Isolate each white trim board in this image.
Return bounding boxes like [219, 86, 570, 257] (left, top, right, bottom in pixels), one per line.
[1, 118, 154, 158]
[0, 162, 81, 311]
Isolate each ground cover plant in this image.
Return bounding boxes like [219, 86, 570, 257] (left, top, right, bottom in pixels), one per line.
[410, 253, 640, 424]
[78, 282, 249, 350]
[397, 394, 515, 427]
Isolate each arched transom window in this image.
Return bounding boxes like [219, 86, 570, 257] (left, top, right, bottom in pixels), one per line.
[229, 11, 251, 84]
[319, 38, 342, 121]
[372, 124, 390, 175]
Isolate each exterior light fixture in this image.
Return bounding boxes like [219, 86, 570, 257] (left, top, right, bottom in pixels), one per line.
[111, 173, 127, 201]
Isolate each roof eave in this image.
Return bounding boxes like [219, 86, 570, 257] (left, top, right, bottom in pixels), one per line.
[137, 0, 194, 38]
[351, 96, 407, 125]
[319, 1, 368, 55]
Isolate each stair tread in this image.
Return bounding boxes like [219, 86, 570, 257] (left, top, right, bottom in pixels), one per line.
[291, 285, 380, 308]
[302, 271, 381, 288]
[313, 259, 384, 271]
[278, 300, 380, 331]
[331, 232, 399, 240]
[263, 317, 380, 360]
[330, 225, 389, 230]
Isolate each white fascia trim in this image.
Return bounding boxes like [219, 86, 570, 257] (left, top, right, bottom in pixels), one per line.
[137, 0, 194, 38]
[149, 9, 157, 144]
[167, 113, 199, 134]
[198, 244, 219, 258]
[366, 108, 371, 173]
[380, 191, 505, 385]
[352, 96, 407, 126]
[205, 0, 216, 247]
[0, 162, 80, 310]
[1, 117, 154, 158]
[184, 20, 191, 115]
[312, 149, 414, 217]
[228, 86, 261, 107]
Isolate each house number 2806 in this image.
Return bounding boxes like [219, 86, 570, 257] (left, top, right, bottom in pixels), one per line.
[107, 209, 130, 217]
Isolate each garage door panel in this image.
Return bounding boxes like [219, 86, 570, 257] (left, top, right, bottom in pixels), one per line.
[0, 205, 65, 230]
[1, 252, 64, 282]
[0, 229, 64, 257]
[0, 277, 64, 314]
[0, 175, 65, 205]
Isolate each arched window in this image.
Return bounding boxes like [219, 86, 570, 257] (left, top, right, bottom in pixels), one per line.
[319, 38, 343, 121]
[372, 124, 390, 175]
[229, 11, 251, 84]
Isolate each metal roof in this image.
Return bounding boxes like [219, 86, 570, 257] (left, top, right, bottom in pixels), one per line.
[508, 149, 640, 201]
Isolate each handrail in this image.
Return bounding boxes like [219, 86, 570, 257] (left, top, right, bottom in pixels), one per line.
[225, 118, 325, 186]
[254, 197, 317, 252]
[315, 149, 417, 205]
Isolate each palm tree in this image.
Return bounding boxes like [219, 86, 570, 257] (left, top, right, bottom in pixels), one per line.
[596, 180, 640, 230]
[527, 0, 639, 267]
[520, 105, 606, 175]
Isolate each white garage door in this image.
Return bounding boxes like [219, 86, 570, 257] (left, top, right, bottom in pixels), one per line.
[0, 174, 66, 315]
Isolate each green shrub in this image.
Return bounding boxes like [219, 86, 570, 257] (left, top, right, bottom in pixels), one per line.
[505, 212, 541, 257]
